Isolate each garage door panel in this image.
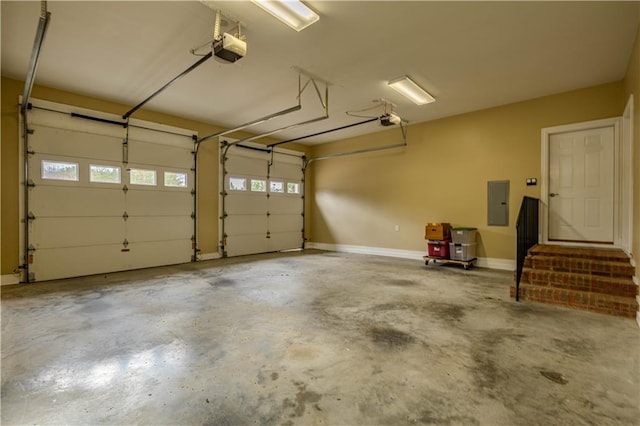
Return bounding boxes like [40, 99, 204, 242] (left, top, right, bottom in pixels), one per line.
[26, 98, 196, 282]
[269, 215, 303, 233]
[225, 194, 268, 214]
[270, 163, 302, 179]
[128, 139, 193, 169]
[30, 186, 125, 217]
[127, 128, 194, 149]
[223, 143, 303, 257]
[270, 232, 303, 252]
[30, 125, 122, 160]
[226, 236, 270, 257]
[127, 217, 192, 242]
[30, 245, 128, 282]
[124, 240, 192, 269]
[32, 217, 123, 249]
[226, 216, 268, 235]
[126, 191, 192, 216]
[269, 197, 303, 214]
[226, 156, 268, 176]
[272, 152, 304, 164]
[29, 107, 125, 139]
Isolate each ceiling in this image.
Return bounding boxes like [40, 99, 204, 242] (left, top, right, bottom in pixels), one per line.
[2, 1, 639, 145]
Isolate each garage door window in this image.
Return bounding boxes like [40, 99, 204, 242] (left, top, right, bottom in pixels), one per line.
[251, 179, 267, 192]
[41, 160, 79, 181]
[164, 171, 187, 188]
[130, 168, 156, 186]
[287, 182, 300, 194]
[89, 165, 121, 184]
[229, 177, 247, 191]
[270, 181, 284, 193]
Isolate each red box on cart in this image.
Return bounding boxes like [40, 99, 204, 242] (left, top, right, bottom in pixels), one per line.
[427, 240, 450, 259]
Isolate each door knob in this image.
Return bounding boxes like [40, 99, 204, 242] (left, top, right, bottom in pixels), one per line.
[549, 193, 559, 197]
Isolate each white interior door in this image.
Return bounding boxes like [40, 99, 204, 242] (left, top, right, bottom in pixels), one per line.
[548, 126, 615, 243]
[222, 142, 304, 257]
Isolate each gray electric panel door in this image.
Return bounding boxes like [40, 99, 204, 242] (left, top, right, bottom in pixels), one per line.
[488, 180, 509, 226]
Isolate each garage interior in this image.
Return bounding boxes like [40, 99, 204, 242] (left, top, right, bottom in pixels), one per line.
[2, 1, 640, 425]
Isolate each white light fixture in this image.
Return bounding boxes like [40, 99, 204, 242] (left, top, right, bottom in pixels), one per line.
[251, 0, 319, 32]
[388, 76, 435, 105]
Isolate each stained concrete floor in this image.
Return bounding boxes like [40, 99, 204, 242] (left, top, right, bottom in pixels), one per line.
[1, 250, 639, 425]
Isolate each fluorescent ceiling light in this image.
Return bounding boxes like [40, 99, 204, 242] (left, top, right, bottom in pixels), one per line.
[388, 76, 435, 105]
[251, 0, 319, 32]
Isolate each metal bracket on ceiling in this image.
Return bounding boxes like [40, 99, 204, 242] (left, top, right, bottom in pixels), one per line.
[190, 8, 245, 57]
[198, 68, 330, 147]
[220, 69, 330, 154]
[294, 66, 330, 113]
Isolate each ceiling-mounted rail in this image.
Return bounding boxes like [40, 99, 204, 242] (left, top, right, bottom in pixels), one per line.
[123, 7, 244, 120]
[268, 116, 379, 147]
[219, 71, 330, 159]
[21, 1, 52, 284]
[224, 114, 327, 149]
[304, 122, 407, 168]
[21, 1, 51, 113]
[198, 104, 301, 144]
[122, 52, 213, 120]
[198, 69, 330, 146]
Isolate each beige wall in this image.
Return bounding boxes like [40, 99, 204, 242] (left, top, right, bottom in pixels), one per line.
[624, 23, 640, 280]
[0, 76, 310, 275]
[2, 51, 636, 274]
[308, 82, 625, 261]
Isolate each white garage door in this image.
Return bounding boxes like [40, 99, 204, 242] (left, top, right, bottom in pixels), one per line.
[222, 141, 304, 257]
[24, 99, 195, 281]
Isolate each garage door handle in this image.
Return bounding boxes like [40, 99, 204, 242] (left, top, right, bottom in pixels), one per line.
[549, 193, 559, 197]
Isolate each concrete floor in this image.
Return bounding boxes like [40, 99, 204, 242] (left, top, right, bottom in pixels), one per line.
[1, 250, 639, 425]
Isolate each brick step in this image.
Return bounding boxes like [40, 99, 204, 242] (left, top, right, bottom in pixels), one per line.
[528, 244, 631, 262]
[520, 268, 638, 297]
[523, 255, 635, 278]
[509, 283, 638, 318]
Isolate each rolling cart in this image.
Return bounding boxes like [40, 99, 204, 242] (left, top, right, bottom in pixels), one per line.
[423, 256, 477, 270]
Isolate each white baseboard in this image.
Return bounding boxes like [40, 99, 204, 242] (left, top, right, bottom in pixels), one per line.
[307, 242, 424, 261]
[198, 252, 222, 261]
[475, 257, 516, 270]
[306, 242, 515, 271]
[1, 273, 21, 286]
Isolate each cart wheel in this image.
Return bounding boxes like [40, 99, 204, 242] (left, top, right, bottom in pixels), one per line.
[425, 260, 430, 266]
[464, 264, 470, 270]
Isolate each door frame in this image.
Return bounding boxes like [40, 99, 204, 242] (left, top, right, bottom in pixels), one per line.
[621, 95, 634, 256]
[540, 117, 622, 248]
